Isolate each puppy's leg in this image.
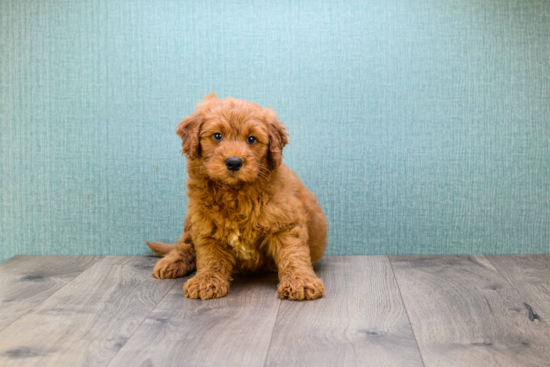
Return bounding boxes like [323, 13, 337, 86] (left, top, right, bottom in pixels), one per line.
[271, 226, 325, 301]
[184, 239, 235, 300]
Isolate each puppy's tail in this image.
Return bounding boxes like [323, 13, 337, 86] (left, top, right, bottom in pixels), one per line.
[146, 241, 176, 257]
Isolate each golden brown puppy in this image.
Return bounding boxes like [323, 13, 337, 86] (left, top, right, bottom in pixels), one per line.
[146, 93, 327, 301]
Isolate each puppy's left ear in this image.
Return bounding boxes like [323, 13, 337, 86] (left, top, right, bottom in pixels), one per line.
[264, 108, 289, 170]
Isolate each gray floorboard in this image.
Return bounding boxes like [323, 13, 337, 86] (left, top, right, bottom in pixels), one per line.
[390, 255, 550, 367]
[108, 272, 281, 367]
[265, 256, 424, 367]
[1, 255, 549, 367]
[0, 255, 103, 332]
[488, 255, 550, 323]
[0, 256, 176, 367]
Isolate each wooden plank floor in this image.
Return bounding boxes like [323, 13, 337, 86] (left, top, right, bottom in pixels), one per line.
[265, 257, 423, 367]
[390, 255, 550, 366]
[0, 255, 548, 367]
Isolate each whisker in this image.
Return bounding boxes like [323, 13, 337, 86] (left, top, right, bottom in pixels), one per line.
[256, 170, 270, 183]
[258, 164, 272, 174]
[186, 165, 205, 175]
[258, 166, 272, 179]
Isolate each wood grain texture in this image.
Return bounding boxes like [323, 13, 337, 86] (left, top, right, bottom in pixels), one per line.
[0, 256, 103, 332]
[2, 255, 550, 367]
[108, 272, 282, 367]
[488, 255, 550, 322]
[0, 256, 176, 367]
[265, 256, 424, 367]
[390, 255, 550, 367]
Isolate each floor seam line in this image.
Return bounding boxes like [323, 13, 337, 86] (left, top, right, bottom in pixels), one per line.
[485, 255, 520, 292]
[104, 276, 180, 367]
[388, 255, 428, 367]
[262, 296, 283, 367]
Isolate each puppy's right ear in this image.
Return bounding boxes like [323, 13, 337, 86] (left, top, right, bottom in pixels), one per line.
[176, 94, 217, 160]
[176, 111, 202, 160]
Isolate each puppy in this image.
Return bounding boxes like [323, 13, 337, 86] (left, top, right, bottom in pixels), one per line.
[147, 93, 327, 301]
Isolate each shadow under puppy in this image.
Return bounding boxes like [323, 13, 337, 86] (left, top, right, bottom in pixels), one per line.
[147, 93, 327, 301]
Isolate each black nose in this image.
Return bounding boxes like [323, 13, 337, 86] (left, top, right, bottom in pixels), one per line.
[225, 157, 243, 171]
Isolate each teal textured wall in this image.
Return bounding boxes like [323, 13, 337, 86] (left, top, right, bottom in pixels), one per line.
[1, 0, 550, 262]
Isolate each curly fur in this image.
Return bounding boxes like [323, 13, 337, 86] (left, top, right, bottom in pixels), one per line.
[147, 93, 327, 301]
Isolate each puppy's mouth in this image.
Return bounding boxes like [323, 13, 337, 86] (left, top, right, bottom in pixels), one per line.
[223, 166, 260, 185]
[225, 169, 246, 180]
[226, 171, 239, 179]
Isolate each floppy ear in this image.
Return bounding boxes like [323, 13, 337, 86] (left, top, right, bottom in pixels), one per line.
[175, 93, 217, 160]
[176, 111, 203, 160]
[264, 108, 289, 170]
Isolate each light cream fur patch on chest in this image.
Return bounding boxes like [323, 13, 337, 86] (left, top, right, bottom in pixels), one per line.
[228, 230, 256, 260]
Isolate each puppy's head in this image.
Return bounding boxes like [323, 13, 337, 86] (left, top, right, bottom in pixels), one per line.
[176, 93, 289, 185]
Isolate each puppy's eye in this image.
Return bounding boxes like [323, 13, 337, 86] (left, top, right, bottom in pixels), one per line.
[213, 133, 223, 141]
[247, 136, 257, 144]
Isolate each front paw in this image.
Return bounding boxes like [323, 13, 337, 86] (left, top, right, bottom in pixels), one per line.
[184, 272, 230, 300]
[152, 251, 195, 279]
[278, 273, 325, 301]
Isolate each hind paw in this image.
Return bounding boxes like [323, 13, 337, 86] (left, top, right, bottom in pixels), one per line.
[152, 250, 195, 279]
